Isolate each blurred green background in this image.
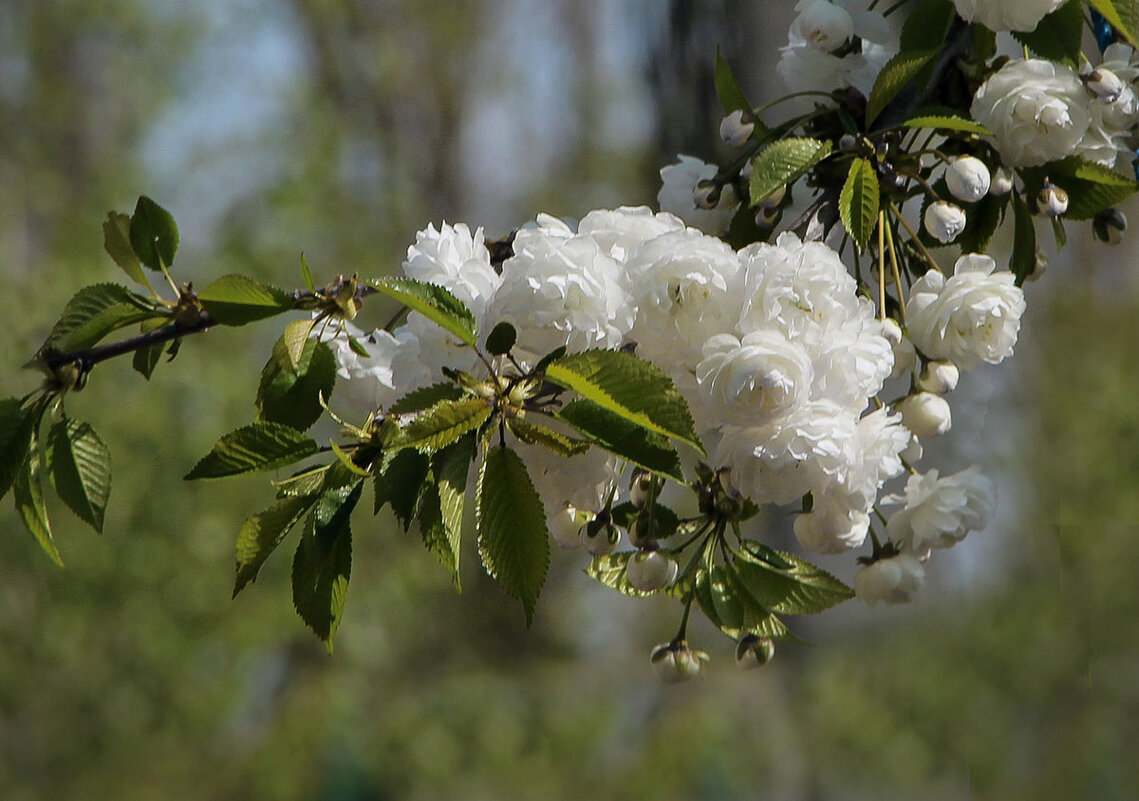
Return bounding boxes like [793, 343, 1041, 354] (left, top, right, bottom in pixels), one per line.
[2, 2, 1138, 799]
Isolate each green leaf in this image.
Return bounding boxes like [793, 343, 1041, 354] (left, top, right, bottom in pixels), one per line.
[734, 540, 855, 615]
[376, 447, 431, 526]
[898, 114, 992, 136]
[866, 0, 955, 125]
[1089, 0, 1139, 47]
[1011, 0, 1082, 66]
[0, 398, 36, 503]
[132, 339, 167, 380]
[185, 423, 318, 480]
[839, 157, 880, 252]
[366, 276, 478, 346]
[694, 565, 793, 642]
[507, 418, 590, 457]
[388, 382, 464, 415]
[748, 138, 832, 209]
[47, 418, 111, 533]
[866, 48, 940, 126]
[418, 435, 475, 590]
[557, 400, 683, 480]
[300, 252, 316, 292]
[129, 195, 179, 271]
[274, 464, 331, 498]
[587, 551, 664, 599]
[14, 442, 63, 566]
[955, 190, 1007, 254]
[198, 274, 295, 326]
[1021, 157, 1139, 220]
[544, 349, 702, 453]
[475, 446, 549, 625]
[233, 494, 317, 596]
[486, 321, 517, 356]
[102, 211, 152, 290]
[43, 283, 156, 352]
[392, 397, 492, 453]
[714, 45, 752, 114]
[257, 337, 336, 431]
[1011, 191, 1037, 285]
[292, 481, 361, 650]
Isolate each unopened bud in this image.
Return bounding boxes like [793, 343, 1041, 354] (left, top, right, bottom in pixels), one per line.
[1085, 67, 1125, 102]
[854, 554, 925, 606]
[649, 640, 708, 683]
[580, 516, 620, 556]
[756, 183, 787, 211]
[917, 360, 960, 395]
[945, 156, 991, 202]
[693, 179, 723, 210]
[629, 470, 653, 508]
[754, 204, 780, 229]
[792, 0, 854, 52]
[839, 133, 859, 154]
[550, 504, 589, 549]
[626, 550, 679, 592]
[735, 634, 775, 669]
[988, 168, 1013, 196]
[923, 201, 966, 243]
[1093, 207, 1127, 245]
[1037, 181, 1068, 218]
[897, 391, 952, 438]
[719, 109, 756, 147]
[628, 514, 660, 549]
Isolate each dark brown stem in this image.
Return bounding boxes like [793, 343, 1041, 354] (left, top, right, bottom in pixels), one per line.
[42, 315, 215, 372]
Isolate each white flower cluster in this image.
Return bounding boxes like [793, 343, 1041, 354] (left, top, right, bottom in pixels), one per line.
[777, 0, 898, 98]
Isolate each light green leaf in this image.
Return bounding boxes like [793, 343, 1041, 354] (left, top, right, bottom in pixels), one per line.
[839, 157, 880, 252]
[1011, 191, 1037, 285]
[695, 565, 793, 642]
[274, 464, 331, 498]
[899, 114, 992, 136]
[300, 252, 316, 292]
[866, 48, 940, 126]
[734, 540, 855, 615]
[714, 45, 752, 115]
[129, 195, 179, 271]
[388, 382, 464, 415]
[292, 481, 361, 651]
[366, 276, 478, 346]
[185, 423, 318, 480]
[418, 435, 475, 590]
[43, 283, 156, 352]
[507, 418, 590, 457]
[198, 274, 295, 326]
[544, 349, 702, 453]
[376, 447, 431, 526]
[47, 418, 111, 533]
[0, 398, 36, 503]
[233, 494, 317, 596]
[1011, 0, 1082, 66]
[866, 0, 955, 125]
[556, 400, 683, 480]
[587, 551, 663, 599]
[475, 446, 549, 626]
[257, 337, 336, 431]
[392, 397, 492, 453]
[749, 138, 832, 208]
[14, 442, 63, 566]
[1089, 0, 1139, 47]
[102, 211, 152, 290]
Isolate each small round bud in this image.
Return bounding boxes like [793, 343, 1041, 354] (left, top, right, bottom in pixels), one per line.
[945, 156, 992, 202]
[1037, 181, 1068, 218]
[854, 554, 925, 606]
[649, 640, 708, 684]
[923, 201, 966, 243]
[626, 550, 679, 592]
[754, 204, 780, 229]
[756, 183, 787, 211]
[628, 514, 660, 549]
[1085, 67, 1125, 103]
[580, 516, 620, 556]
[988, 168, 1013, 196]
[549, 504, 589, 549]
[880, 317, 904, 346]
[1093, 208, 1128, 245]
[735, 634, 775, 669]
[897, 392, 952, 439]
[692, 179, 723, 210]
[839, 133, 859, 154]
[719, 109, 756, 147]
[629, 470, 653, 508]
[917, 360, 960, 395]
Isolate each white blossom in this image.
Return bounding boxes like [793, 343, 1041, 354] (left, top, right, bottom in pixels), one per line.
[971, 59, 1090, 167]
[791, 0, 855, 52]
[883, 466, 996, 553]
[402, 221, 500, 316]
[951, 0, 1064, 32]
[658, 155, 739, 234]
[906, 253, 1026, 370]
[794, 491, 870, 553]
[627, 551, 679, 592]
[695, 331, 814, 426]
[854, 554, 925, 605]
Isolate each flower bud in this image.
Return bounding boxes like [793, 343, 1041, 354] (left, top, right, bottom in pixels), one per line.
[626, 550, 679, 592]
[839, 133, 859, 154]
[1024, 250, 1047, 282]
[1085, 67, 1125, 102]
[882, 318, 916, 380]
[580, 515, 620, 556]
[897, 391, 952, 438]
[549, 504, 589, 549]
[917, 360, 960, 395]
[755, 205, 780, 229]
[628, 514, 660, 549]
[756, 183, 787, 211]
[923, 201, 967, 243]
[629, 470, 653, 508]
[735, 634, 775, 669]
[650, 641, 708, 683]
[1093, 208, 1127, 245]
[1037, 181, 1068, 218]
[881, 317, 903, 346]
[945, 156, 991, 202]
[693, 179, 723, 210]
[792, 0, 855, 52]
[988, 168, 1013, 196]
[719, 109, 756, 147]
[854, 554, 925, 606]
